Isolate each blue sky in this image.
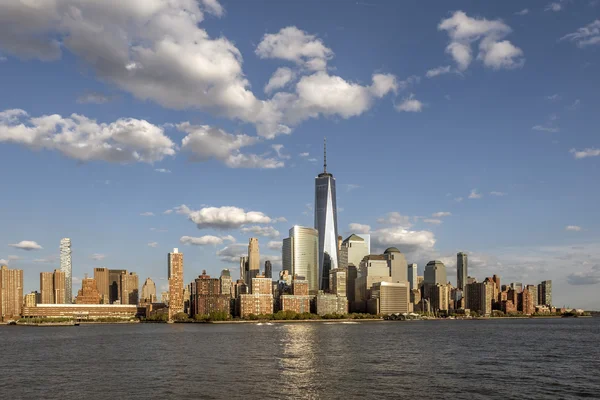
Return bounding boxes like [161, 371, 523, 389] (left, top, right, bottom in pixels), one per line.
[0, 0, 599, 309]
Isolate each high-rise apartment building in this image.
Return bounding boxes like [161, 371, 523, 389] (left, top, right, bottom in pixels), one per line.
[466, 281, 494, 316]
[315, 139, 339, 291]
[40, 270, 65, 304]
[424, 260, 447, 285]
[526, 284, 538, 307]
[315, 291, 348, 315]
[282, 226, 319, 293]
[40, 272, 54, 304]
[141, 278, 156, 304]
[247, 238, 260, 290]
[24, 292, 37, 308]
[193, 271, 229, 317]
[120, 272, 139, 305]
[0, 265, 23, 321]
[53, 270, 66, 304]
[510, 282, 523, 293]
[60, 238, 72, 303]
[457, 252, 468, 292]
[94, 268, 110, 304]
[239, 276, 274, 317]
[264, 261, 272, 279]
[168, 248, 184, 320]
[518, 288, 535, 315]
[538, 280, 552, 306]
[408, 263, 418, 291]
[220, 269, 233, 298]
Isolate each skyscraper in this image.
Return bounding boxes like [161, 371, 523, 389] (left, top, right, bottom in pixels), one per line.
[94, 267, 110, 303]
[424, 260, 447, 285]
[220, 269, 233, 298]
[282, 226, 319, 293]
[341, 234, 369, 269]
[75, 277, 101, 304]
[108, 269, 127, 303]
[40, 272, 54, 304]
[168, 248, 184, 320]
[384, 247, 408, 284]
[247, 238, 260, 291]
[408, 263, 418, 291]
[60, 238, 72, 303]
[120, 272, 139, 305]
[457, 252, 468, 292]
[141, 278, 156, 303]
[538, 280, 552, 306]
[239, 256, 248, 283]
[315, 138, 339, 290]
[53, 270, 66, 305]
[264, 260, 272, 279]
[0, 265, 23, 322]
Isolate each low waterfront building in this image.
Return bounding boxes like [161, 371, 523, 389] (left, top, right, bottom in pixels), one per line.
[315, 291, 347, 315]
[280, 295, 312, 314]
[367, 281, 409, 315]
[22, 304, 138, 320]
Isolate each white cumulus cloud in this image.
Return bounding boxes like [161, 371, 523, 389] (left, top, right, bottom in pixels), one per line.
[8, 240, 43, 251]
[240, 225, 280, 238]
[395, 94, 424, 112]
[181, 205, 273, 229]
[438, 11, 524, 71]
[432, 212, 452, 217]
[180, 235, 233, 246]
[468, 189, 482, 199]
[0, 109, 176, 163]
[264, 67, 296, 94]
[348, 223, 371, 234]
[570, 148, 600, 159]
[565, 225, 582, 232]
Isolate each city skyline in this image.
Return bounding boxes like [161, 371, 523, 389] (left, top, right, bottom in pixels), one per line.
[0, 1, 599, 310]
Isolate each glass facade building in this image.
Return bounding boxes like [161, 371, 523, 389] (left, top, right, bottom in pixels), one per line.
[314, 142, 339, 291]
[282, 226, 319, 293]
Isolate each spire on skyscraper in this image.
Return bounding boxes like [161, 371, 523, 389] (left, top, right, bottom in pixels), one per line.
[324, 137, 327, 173]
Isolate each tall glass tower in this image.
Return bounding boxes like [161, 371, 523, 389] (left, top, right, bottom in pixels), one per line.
[314, 138, 339, 291]
[60, 238, 72, 303]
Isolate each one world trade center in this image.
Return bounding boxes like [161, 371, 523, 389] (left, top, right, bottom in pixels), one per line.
[314, 138, 339, 291]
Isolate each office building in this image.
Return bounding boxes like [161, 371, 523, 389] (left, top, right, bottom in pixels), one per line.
[75, 277, 101, 304]
[329, 267, 347, 297]
[141, 278, 156, 304]
[282, 226, 319, 293]
[247, 238, 260, 290]
[384, 247, 408, 284]
[120, 272, 139, 305]
[457, 252, 468, 292]
[0, 265, 23, 321]
[108, 269, 127, 304]
[346, 264, 358, 307]
[424, 260, 447, 285]
[264, 261, 272, 279]
[94, 268, 110, 304]
[341, 234, 369, 270]
[168, 248, 184, 320]
[424, 284, 449, 313]
[314, 139, 339, 291]
[239, 256, 248, 284]
[354, 255, 392, 312]
[408, 263, 418, 291]
[368, 281, 409, 315]
[538, 280, 552, 306]
[60, 238, 72, 303]
[220, 269, 233, 298]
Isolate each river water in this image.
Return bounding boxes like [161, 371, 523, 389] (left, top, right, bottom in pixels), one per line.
[1, 318, 598, 399]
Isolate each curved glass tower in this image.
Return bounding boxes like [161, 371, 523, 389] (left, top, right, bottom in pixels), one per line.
[314, 139, 339, 291]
